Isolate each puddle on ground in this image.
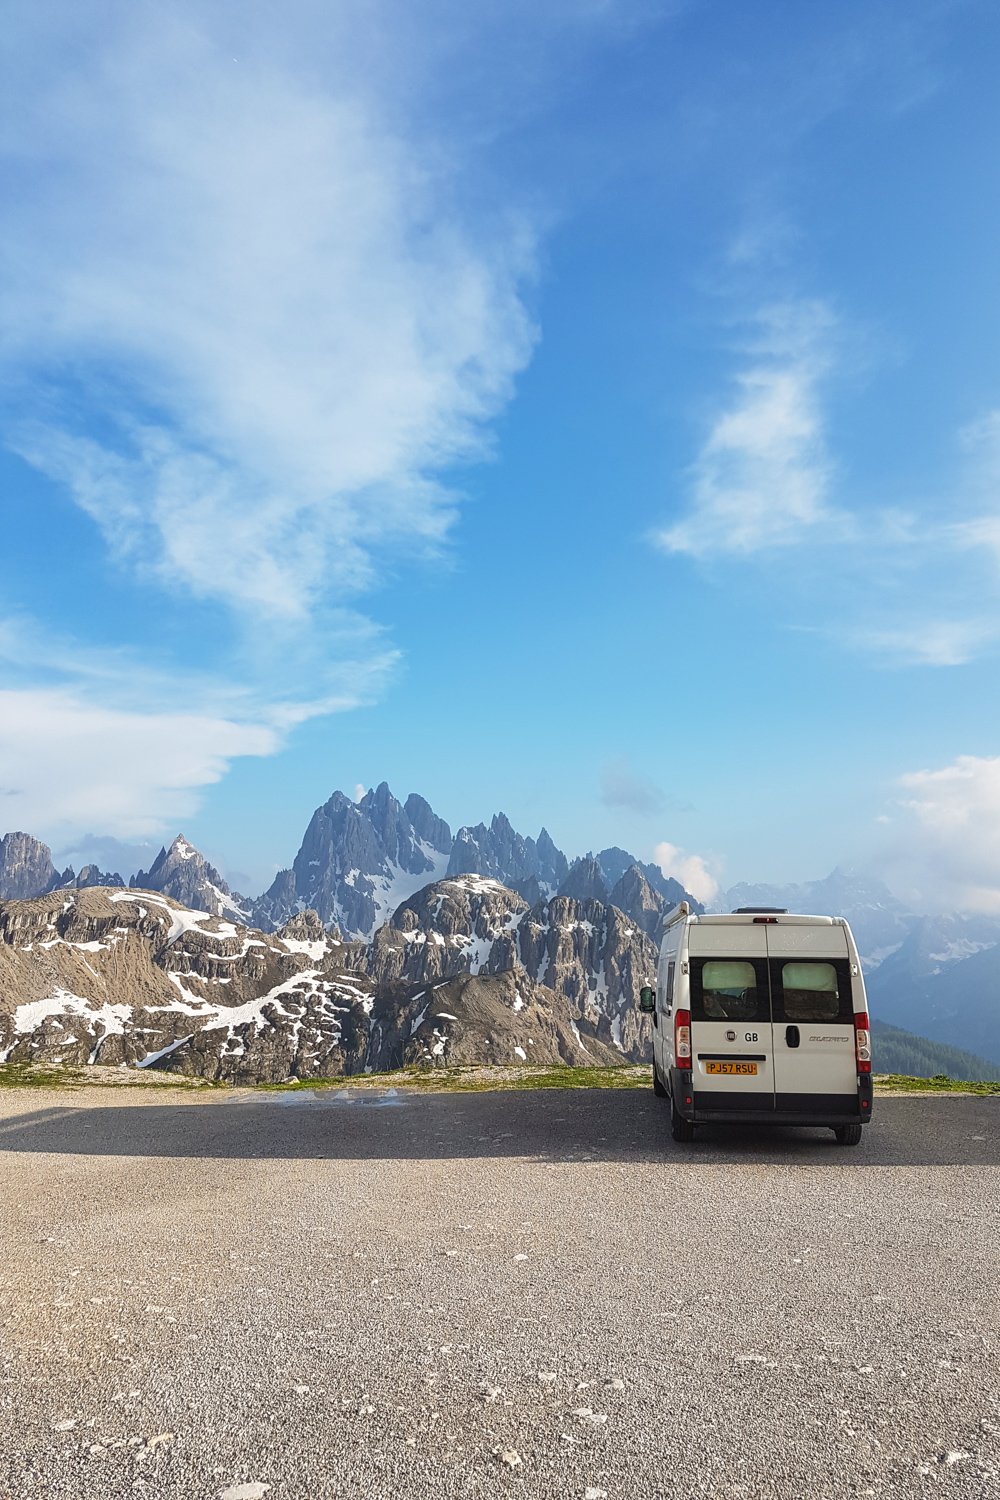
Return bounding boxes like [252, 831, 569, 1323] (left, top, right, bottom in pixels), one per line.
[228, 1087, 406, 1109]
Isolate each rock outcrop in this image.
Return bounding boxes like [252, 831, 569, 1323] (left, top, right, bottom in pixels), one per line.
[0, 832, 59, 899]
[557, 856, 609, 904]
[364, 874, 657, 1062]
[385, 970, 623, 1070]
[593, 847, 694, 909]
[517, 895, 656, 1058]
[402, 793, 453, 856]
[131, 835, 248, 923]
[75, 864, 125, 889]
[367, 876, 527, 993]
[0, 886, 377, 1083]
[607, 865, 669, 940]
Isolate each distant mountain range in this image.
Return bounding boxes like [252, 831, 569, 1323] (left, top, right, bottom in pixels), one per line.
[713, 870, 915, 970]
[3, 780, 1000, 1071]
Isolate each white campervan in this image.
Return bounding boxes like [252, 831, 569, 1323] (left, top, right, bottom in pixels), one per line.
[640, 905, 873, 1145]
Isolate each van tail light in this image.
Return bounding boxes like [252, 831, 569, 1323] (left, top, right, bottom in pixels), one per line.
[675, 1008, 692, 1069]
[854, 1012, 871, 1073]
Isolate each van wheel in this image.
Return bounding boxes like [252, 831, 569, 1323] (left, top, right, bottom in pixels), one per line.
[833, 1124, 863, 1146]
[670, 1098, 695, 1143]
[652, 1061, 668, 1098]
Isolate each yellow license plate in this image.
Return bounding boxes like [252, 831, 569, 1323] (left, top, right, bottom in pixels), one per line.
[706, 1061, 758, 1075]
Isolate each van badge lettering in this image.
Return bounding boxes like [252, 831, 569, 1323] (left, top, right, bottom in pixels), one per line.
[744, 1031, 758, 1043]
[726, 1029, 736, 1042]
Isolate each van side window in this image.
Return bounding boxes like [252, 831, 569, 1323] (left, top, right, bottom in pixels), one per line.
[666, 960, 675, 1003]
[774, 960, 853, 1022]
[690, 958, 769, 1022]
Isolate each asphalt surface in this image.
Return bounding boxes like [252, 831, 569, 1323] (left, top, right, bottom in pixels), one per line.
[1, 1084, 999, 1500]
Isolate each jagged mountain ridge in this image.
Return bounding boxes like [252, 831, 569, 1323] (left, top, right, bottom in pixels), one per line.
[247, 782, 702, 941]
[9, 804, 1000, 1073]
[251, 784, 453, 939]
[447, 814, 569, 900]
[2, 784, 702, 946]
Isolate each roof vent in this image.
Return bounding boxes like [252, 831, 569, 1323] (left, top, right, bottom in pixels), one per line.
[733, 907, 788, 914]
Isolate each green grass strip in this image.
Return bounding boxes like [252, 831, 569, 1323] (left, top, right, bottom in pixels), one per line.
[4, 1059, 999, 1096]
[258, 1063, 652, 1093]
[873, 1072, 1000, 1095]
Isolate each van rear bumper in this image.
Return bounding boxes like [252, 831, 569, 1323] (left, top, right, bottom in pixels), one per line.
[672, 1069, 873, 1127]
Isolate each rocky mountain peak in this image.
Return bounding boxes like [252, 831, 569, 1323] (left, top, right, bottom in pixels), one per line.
[368, 875, 528, 994]
[558, 856, 609, 904]
[131, 834, 248, 923]
[252, 783, 451, 941]
[608, 864, 665, 939]
[535, 828, 570, 890]
[402, 793, 452, 854]
[75, 863, 125, 889]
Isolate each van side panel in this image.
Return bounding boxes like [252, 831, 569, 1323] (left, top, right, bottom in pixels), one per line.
[654, 924, 685, 1080]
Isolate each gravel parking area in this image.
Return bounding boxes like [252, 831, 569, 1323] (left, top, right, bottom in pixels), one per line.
[2, 1084, 999, 1499]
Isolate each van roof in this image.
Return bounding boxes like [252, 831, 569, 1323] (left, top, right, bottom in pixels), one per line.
[690, 912, 839, 926]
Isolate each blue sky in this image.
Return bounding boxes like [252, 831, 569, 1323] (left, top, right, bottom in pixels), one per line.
[3, 0, 1000, 911]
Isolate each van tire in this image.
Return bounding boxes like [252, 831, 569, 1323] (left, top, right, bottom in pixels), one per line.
[834, 1124, 863, 1146]
[670, 1098, 695, 1143]
[652, 1061, 668, 1098]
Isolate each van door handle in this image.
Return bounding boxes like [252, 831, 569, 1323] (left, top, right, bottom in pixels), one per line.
[785, 1025, 800, 1048]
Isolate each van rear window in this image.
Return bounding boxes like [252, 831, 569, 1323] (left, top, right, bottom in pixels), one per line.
[690, 958, 769, 1022]
[775, 960, 853, 1022]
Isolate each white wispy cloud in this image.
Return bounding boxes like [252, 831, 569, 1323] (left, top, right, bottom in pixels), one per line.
[654, 301, 842, 557]
[0, 0, 567, 836]
[1, 0, 538, 619]
[654, 310, 1000, 670]
[0, 688, 277, 841]
[0, 613, 397, 840]
[652, 840, 718, 904]
[840, 619, 1000, 668]
[877, 754, 1000, 913]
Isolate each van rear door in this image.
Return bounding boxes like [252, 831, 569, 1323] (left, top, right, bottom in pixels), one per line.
[688, 922, 774, 1111]
[766, 925, 857, 1113]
